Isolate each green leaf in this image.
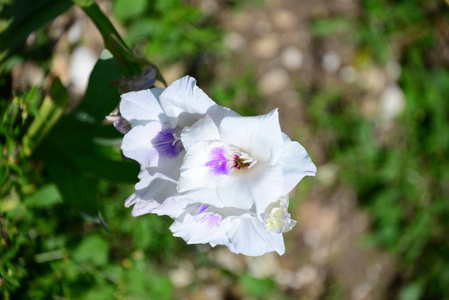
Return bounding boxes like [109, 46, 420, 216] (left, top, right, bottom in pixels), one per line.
[70, 153, 139, 183]
[24, 184, 62, 208]
[0, 0, 72, 61]
[399, 282, 422, 300]
[76, 50, 121, 123]
[240, 273, 276, 298]
[45, 153, 100, 221]
[22, 79, 67, 156]
[72, 235, 108, 266]
[113, 0, 147, 22]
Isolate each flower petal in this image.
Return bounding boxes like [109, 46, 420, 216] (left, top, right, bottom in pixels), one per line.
[178, 141, 231, 193]
[180, 115, 220, 150]
[170, 213, 230, 246]
[223, 217, 285, 256]
[217, 163, 284, 213]
[219, 109, 284, 165]
[120, 88, 165, 127]
[121, 122, 184, 169]
[160, 76, 216, 128]
[156, 188, 231, 220]
[279, 134, 317, 194]
[125, 168, 178, 216]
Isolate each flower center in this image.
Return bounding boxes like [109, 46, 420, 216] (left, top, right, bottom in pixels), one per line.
[206, 146, 257, 175]
[152, 125, 184, 158]
[232, 151, 257, 170]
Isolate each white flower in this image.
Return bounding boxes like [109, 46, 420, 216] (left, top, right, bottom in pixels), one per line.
[152, 192, 296, 256]
[119, 76, 235, 216]
[177, 110, 316, 216]
[119, 75, 317, 255]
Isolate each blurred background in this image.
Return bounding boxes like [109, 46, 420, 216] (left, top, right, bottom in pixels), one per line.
[1, 0, 449, 299]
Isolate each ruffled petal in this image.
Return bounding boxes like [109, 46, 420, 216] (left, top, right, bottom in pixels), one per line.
[169, 209, 285, 256]
[152, 188, 222, 218]
[160, 76, 216, 128]
[279, 134, 317, 194]
[219, 109, 284, 165]
[125, 168, 178, 216]
[120, 88, 166, 127]
[180, 115, 220, 150]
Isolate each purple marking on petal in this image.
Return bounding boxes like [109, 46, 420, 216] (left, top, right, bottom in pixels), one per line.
[151, 126, 184, 158]
[197, 214, 221, 229]
[198, 205, 209, 214]
[205, 147, 230, 175]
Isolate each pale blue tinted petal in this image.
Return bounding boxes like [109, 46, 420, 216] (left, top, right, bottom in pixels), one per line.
[120, 88, 166, 127]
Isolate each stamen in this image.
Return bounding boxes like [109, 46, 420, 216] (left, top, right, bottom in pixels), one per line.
[172, 133, 181, 146]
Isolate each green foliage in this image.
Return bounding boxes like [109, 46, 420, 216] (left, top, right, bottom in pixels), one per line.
[0, 182, 179, 299]
[0, 3, 167, 298]
[0, 0, 72, 62]
[240, 272, 276, 298]
[112, 0, 222, 63]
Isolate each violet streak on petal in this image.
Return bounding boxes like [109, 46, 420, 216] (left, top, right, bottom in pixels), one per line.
[151, 126, 183, 158]
[197, 205, 209, 214]
[196, 214, 221, 229]
[205, 147, 230, 175]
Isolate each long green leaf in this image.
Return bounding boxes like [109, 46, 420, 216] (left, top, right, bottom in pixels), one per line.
[0, 0, 72, 61]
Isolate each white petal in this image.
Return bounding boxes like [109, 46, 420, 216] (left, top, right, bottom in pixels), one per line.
[180, 115, 220, 150]
[219, 109, 284, 165]
[170, 213, 229, 246]
[279, 134, 317, 194]
[120, 88, 166, 127]
[178, 141, 231, 193]
[160, 76, 216, 128]
[125, 168, 178, 216]
[217, 164, 283, 213]
[121, 122, 185, 172]
[224, 217, 285, 256]
[121, 122, 163, 167]
[207, 105, 240, 125]
[151, 196, 193, 219]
